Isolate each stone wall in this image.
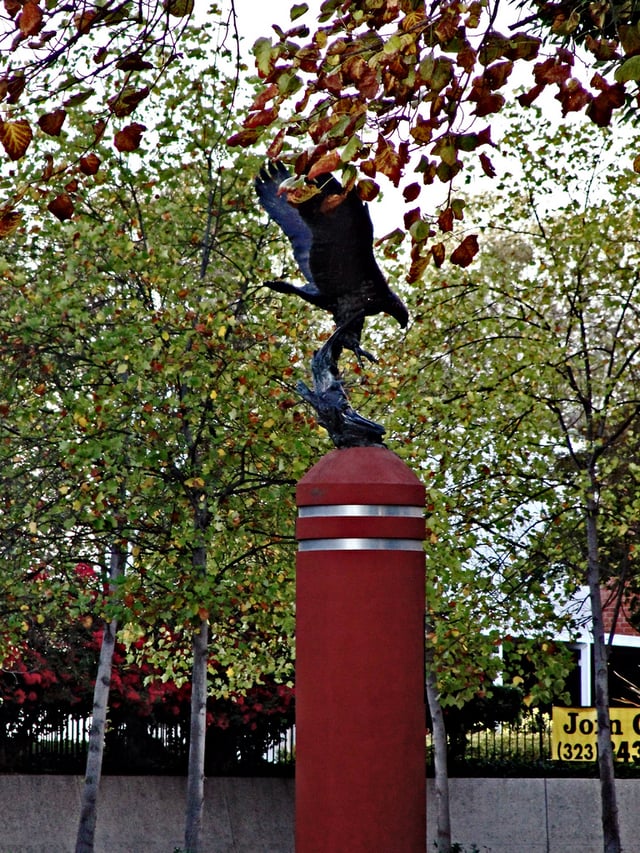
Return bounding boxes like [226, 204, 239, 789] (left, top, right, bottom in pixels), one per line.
[2, 775, 639, 852]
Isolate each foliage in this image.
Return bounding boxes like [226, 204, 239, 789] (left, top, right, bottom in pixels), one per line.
[231, 0, 640, 277]
[0, 26, 321, 713]
[0, 595, 294, 747]
[0, 0, 207, 224]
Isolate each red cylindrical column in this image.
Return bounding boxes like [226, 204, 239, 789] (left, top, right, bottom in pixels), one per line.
[296, 445, 426, 853]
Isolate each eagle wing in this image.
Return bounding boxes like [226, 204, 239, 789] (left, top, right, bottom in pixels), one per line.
[254, 161, 314, 285]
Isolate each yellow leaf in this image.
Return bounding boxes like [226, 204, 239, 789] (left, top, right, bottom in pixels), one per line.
[0, 119, 33, 161]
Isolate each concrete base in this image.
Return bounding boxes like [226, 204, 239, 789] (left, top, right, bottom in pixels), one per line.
[2, 775, 640, 852]
[0, 776, 294, 853]
[427, 777, 640, 853]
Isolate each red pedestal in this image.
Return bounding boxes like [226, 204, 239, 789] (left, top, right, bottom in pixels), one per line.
[296, 446, 426, 853]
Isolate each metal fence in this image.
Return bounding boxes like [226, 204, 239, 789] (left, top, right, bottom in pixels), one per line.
[0, 713, 294, 775]
[427, 710, 553, 772]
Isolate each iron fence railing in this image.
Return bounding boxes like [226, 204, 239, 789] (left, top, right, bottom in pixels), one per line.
[427, 710, 553, 769]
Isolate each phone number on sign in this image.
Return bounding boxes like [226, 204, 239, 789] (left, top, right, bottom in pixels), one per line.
[554, 740, 640, 762]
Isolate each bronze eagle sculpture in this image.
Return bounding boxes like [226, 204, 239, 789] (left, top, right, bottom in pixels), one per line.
[255, 160, 408, 447]
[254, 161, 408, 363]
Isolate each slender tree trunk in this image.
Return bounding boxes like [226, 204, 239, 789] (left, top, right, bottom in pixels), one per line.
[425, 632, 452, 853]
[184, 511, 210, 853]
[184, 616, 209, 853]
[585, 487, 621, 853]
[75, 543, 126, 853]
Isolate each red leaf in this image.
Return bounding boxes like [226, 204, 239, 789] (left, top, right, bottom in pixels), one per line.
[244, 106, 278, 129]
[37, 108, 66, 137]
[517, 84, 544, 107]
[555, 79, 592, 115]
[586, 77, 625, 126]
[484, 60, 513, 90]
[357, 179, 379, 202]
[479, 152, 496, 178]
[307, 150, 341, 180]
[533, 57, 571, 86]
[114, 122, 146, 152]
[18, 1, 43, 37]
[374, 135, 409, 186]
[266, 128, 285, 160]
[431, 242, 446, 268]
[226, 128, 260, 148]
[438, 207, 454, 233]
[450, 234, 479, 267]
[250, 83, 279, 112]
[79, 152, 100, 175]
[4, 0, 21, 19]
[47, 193, 74, 221]
[402, 182, 421, 203]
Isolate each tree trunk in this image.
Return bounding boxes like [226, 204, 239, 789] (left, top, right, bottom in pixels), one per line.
[425, 635, 452, 853]
[75, 543, 126, 853]
[585, 489, 621, 853]
[184, 616, 209, 853]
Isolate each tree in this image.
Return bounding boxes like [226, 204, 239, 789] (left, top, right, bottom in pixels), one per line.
[390, 110, 640, 853]
[230, 0, 640, 275]
[0, 0, 200, 223]
[0, 21, 319, 850]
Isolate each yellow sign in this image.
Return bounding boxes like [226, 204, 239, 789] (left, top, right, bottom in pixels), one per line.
[552, 707, 640, 763]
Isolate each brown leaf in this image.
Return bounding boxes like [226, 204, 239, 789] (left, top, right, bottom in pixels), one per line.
[555, 79, 592, 115]
[450, 234, 479, 268]
[517, 84, 544, 107]
[37, 108, 66, 136]
[307, 150, 341, 180]
[47, 193, 74, 221]
[431, 243, 446, 268]
[0, 208, 21, 237]
[479, 152, 496, 178]
[534, 57, 571, 86]
[74, 9, 96, 33]
[114, 122, 146, 152]
[266, 128, 285, 160]
[0, 119, 33, 160]
[374, 135, 409, 186]
[108, 86, 149, 118]
[6, 74, 25, 104]
[244, 106, 279, 129]
[42, 153, 53, 180]
[438, 207, 454, 233]
[93, 119, 107, 142]
[163, 0, 194, 17]
[484, 60, 513, 90]
[18, 1, 43, 37]
[79, 152, 100, 175]
[503, 32, 541, 62]
[116, 52, 154, 71]
[4, 0, 21, 19]
[250, 83, 279, 112]
[586, 77, 625, 126]
[402, 182, 421, 203]
[357, 179, 379, 202]
[468, 78, 505, 116]
[226, 128, 260, 148]
[408, 252, 430, 283]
